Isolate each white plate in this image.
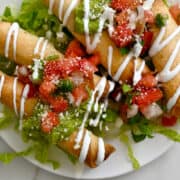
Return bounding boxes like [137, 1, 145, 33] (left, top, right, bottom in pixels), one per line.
[0, 0, 175, 179]
[0, 127, 174, 179]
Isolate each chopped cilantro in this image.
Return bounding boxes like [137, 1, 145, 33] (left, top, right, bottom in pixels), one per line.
[155, 13, 168, 28]
[45, 55, 60, 61]
[119, 47, 130, 55]
[122, 84, 132, 94]
[57, 79, 74, 93]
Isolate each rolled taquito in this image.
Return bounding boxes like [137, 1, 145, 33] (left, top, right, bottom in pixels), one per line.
[149, 0, 180, 115]
[0, 71, 115, 168]
[0, 21, 112, 95]
[43, 0, 150, 82]
[0, 21, 63, 65]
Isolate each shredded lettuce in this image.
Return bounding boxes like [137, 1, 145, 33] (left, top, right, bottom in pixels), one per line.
[0, 147, 32, 164]
[119, 128, 140, 170]
[153, 125, 180, 142]
[0, 106, 18, 129]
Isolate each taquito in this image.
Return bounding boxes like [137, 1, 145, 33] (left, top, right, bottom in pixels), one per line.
[0, 21, 63, 65]
[43, 0, 150, 82]
[44, 0, 180, 116]
[0, 21, 112, 95]
[149, 0, 180, 115]
[0, 71, 115, 168]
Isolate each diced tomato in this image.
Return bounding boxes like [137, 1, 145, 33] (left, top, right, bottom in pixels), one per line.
[39, 80, 56, 99]
[65, 40, 86, 58]
[169, 4, 180, 25]
[144, 10, 155, 24]
[133, 88, 163, 108]
[110, 0, 143, 11]
[72, 86, 89, 106]
[115, 11, 129, 26]
[88, 53, 101, 66]
[136, 74, 157, 89]
[79, 59, 97, 78]
[41, 111, 59, 133]
[161, 115, 178, 127]
[50, 97, 68, 113]
[44, 58, 96, 81]
[141, 31, 154, 56]
[27, 83, 37, 98]
[111, 24, 134, 48]
[44, 58, 79, 80]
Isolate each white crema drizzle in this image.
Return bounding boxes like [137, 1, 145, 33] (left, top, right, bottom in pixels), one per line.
[5, 22, 19, 61]
[75, 77, 112, 165]
[79, 131, 91, 163]
[63, 0, 78, 26]
[48, 0, 55, 14]
[34, 37, 48, 59]
[58, 0, 65, 21]
[96, 138, 105, 165]
[113, 52, 133, 82]
[83, 0, 115, 53]
[167, 86, 180, 111]
[19, 84, 30, 130]
[107, 46, 113, 76]
[48, 0, 78, 28]
[74, 77, 107, 149]
[13, 77, 18, 116]
[149, 25, 180, 110]
[133, 60, 145, 85]
[157, 40, 180, 82]
[149, 26, 180, 56]
[0, 75, 5, 98]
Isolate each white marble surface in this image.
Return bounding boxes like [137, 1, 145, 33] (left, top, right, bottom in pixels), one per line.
[0, 137, 180, 180]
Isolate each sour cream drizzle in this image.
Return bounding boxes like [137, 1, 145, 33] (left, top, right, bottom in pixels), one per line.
[149, 25, 180, 110]
[157, 40, 180, 82]
[113, 52, 133, 82]
[96, 138, 105, 165]
[0, 75, 5, 98]
[149, 26, 180, 56]
[79, 131, 91, 163]
[133, 60, 145, 85]
[48, 0, 55, 14]
[13, 77, 18, 116]
[74, 77, 107, 149]
[107, 46, 113, 76]
[40, 40, 48, 59]
[19, 84, 30, 130]
[34, 37, 44, 55]
[34, 37, 48, 59]
[89, 81, 115, 127]
[63, 0, 78, 26]
[58, 0, 65, 21]
[167, 86, 180, 111]
[5, 22, 19, 61]
[83, 0, 115, 53]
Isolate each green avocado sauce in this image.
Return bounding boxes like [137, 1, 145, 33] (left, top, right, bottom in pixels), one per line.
[75, 0, 109, 34]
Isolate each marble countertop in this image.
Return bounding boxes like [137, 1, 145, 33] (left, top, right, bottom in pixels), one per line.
[0, 137, 180, 180]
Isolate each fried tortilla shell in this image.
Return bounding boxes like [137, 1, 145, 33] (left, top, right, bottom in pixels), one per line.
[150, 0, 180, 115]
[0, 71, 115, 168]
[43, 0, 150, 82]
[0, 21, 63, 65]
